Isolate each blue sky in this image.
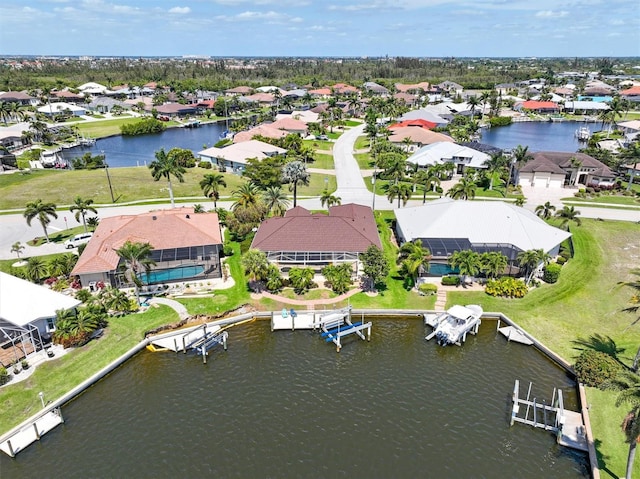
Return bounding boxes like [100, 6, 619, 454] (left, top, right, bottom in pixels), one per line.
[1, 0, 639, 57]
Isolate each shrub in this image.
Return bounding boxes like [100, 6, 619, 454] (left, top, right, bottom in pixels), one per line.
[488, 116, 512, 127]
[0, 367, 9, 385]
[542, 263, 562, 284]
[556, 256, 567, 266]
[75, 288, 92, 302]
[573, 350, 622, 387]
[222, 242, 234, 257]
[198, 161, 212, 169]
[21, 359, 29, 370]
[485, 277, 528, 298]
[441, 275, 461, 286]
[418, 283, 438, 295]
[120, 118, 166, 136]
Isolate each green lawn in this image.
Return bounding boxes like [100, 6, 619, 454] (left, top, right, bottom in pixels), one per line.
[446, 219, 640, 478]
[0, 305, 178, 434]
[310, 153, 335, 170]
[353, 135, 370, 150]
[354, 153, 374, 170]
[74, 117, 147, 138]
[562, 195, 640, 206]
[0, 167, 333, 211]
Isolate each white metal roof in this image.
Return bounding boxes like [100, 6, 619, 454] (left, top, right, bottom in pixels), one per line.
[407, 142, 489, 169]
[394, 198, 571, 254]
[0, 272, 81, 327]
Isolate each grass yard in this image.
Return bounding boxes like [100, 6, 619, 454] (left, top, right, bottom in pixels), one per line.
[354, 152, 374, 170]
[0, 305, 178, 434]
[310, 153, 335, 170]
[0, 167, 333, 211]
[353, 135, 370, 150]
[563, 195, 640, 206]
[446, 219, 640, 478]
[73, 117, 147, 138]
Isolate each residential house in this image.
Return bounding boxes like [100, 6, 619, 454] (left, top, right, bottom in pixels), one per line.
[389, 127, 453, 152]
[406, 142, 489, 174]
[154, 103, 198, 118]
[515, 101, 559, 114]
[198, 139, 286, 173]
[251, 204, 381, 274]
[38, 102, 87, 117]
[363, 82, 389, 95]
[620, 86, 640, 103]
[267, 118, 309, 136]
[0, 91, 38, 106]
[71, 208, 223, 288]
[233, 124, 289, 143]
[518, 151, 615, 188]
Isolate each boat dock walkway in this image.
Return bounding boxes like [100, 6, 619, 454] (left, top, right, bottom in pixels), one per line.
[0, 409, 64, 458]
[148, 323, 228, 363]
[510, 379, 588, 452]
[271, 308, 316, 330]
[314, 307, 372, 352]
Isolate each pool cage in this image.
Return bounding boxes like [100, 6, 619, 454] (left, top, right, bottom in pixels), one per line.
[114, 245, 222, 287]
[0, 319, 45, 367]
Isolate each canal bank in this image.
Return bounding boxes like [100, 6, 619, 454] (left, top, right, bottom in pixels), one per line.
[0, 310, 595, 478]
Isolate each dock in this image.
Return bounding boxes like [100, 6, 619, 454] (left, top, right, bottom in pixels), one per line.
[424, 305, 483, 346]
[313, 307, 371, 352]
[271, 308, 316, 330]
[510, 379, 588, 452]
[148, 323, 228, 363]
[0, 409, 64, 457]
[498, 326, 534, 345]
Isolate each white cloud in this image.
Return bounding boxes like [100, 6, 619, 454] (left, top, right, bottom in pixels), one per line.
[169, 6, 191, 14]
[535, 10, 569, 17]
[214, 0, 311, 5]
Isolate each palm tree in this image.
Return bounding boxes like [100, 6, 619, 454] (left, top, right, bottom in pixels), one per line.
[320, 190, 341, 208]
[555, 205, 582, 229]
[231, 182, 262, 211]
[398, 240, 431, 287]
[480, 251, 508, 279]
[619, 141, 640, 191]
[101, 286, 133, 313]
[241, 249, 269, 283]
[414, 169, 441, 203]
[49, 253, 78, 277]
[10, 241, 25, 259]
[484, 152, 508, 191]
[512, 145, 532, 186]
[262, 186, 290, 217]
[199, 172, 227, 208]
[467, 95, 480, 117]
[23, 199, 58, 243]
[449, 250, 482, 284]
[517, 249, 550, 285]
[26, 256, 48, 283]
[87, 216, 100, 231]
[148, 147, 186, 207]
[602, 371, 640, 479]
[535, 201, 556, 220]
[282, 160, 310, 207]
[69, 196, 98, 233]
[387, 182, 412, 208]
[114, 241, 156, 304]
[447, 176, 477, 200]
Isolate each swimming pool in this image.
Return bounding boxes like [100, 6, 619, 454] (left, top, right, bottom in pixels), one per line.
[427, 262, 459, 276]
[140, 264, 204, 284]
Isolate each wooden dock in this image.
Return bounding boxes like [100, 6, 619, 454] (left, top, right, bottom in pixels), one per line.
[498, 326, 534, 345]
[510, 379, 588, 452]
[0, 409, 64, 457]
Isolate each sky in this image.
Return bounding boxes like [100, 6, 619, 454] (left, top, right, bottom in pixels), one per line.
[1, 0, 639, 58]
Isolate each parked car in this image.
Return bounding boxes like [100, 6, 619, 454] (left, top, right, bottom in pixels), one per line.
[64, 232, 93, 249]
[316, 134, 329, 140]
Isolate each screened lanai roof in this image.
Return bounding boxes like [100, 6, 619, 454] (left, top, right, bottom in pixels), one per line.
[0, 272, 80, 327]
[395, 198, 571, 254]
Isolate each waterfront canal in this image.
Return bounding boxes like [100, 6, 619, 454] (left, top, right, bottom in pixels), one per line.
[0, 319, 588, 478]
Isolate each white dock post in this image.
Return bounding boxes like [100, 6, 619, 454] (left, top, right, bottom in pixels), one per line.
[270, 311, 274, 332]
[511, 380, 519, 426]
[223, 333, 228, 351]
[6, 439, 14, 457]
[173, 337, 178, 352]
[497, 319, 500, 330]
[367, 324, 371, 341]
[57, 407, 64, 424]
[202, 344, 207, 364]
[33, 423, 40, 440]
[182, 335, 187, 354]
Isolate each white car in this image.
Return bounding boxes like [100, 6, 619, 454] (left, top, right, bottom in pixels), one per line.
[64, 232, 93, 249]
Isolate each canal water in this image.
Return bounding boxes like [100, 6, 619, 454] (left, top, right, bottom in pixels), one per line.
[0, 319, 588, 478]
[481, 120, 592, 152]
[59, 120, 589, 169]
[61, 122, 226, 168]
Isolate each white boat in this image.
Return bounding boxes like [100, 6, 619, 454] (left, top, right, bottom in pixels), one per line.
[425, 304, 483, 346]
[574, 126, 591, 141]
[40, 148, 63, 167]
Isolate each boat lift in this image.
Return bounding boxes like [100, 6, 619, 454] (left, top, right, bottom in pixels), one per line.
[313, 307, 372, 352]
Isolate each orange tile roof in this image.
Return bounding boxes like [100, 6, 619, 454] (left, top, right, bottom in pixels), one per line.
[268, 118, 308, 131]
[72, 208, 222, 275]
[621, 86, 640, 96]
[389, 119, 438, 130]
[233, 125, 288, 143]
[520, 101, 558, 110]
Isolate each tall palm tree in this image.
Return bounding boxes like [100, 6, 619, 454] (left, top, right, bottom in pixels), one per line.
[480, 251, 508, 279]
[446, 176, 477, 200]
[24, 199, 58, 242]
[602, 371, 640, 479]
[282, 160, 310, 207]
[484, 152, 508, 191]
[398, 240, 431, 287]
[619, 141, 640, 191]
[262, 185, 290, 216]
[199, 172, 227, 208]
[148, 147, 186, 207]
[69, 196, 98, 233]
[114, 241, 156, 304]
[449, 250, 482, 284]
[467, 95, 480, 117]
[26, 256, 49, 283]
[414, 169, 441, 203]
[517, 249, 550, 285]
[535, 201, 556, 220]
[231, 182, 262, 211]
[320, 190, 341, 208]
[386, 182, 412, 208]
[555, 205, 582, 229]
[511, 145, 532, 186]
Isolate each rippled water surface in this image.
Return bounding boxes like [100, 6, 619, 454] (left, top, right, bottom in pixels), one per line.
[1, 319, 588, 478]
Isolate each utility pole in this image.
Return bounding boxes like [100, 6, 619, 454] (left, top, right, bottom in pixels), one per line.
[103, 150, 115, 203]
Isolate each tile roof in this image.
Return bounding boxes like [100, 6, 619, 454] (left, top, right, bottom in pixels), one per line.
[520, 152, 614, 177]
[519, 101, 558, 110]
[72, 208, 222, 275]
[233, 125, 288, 143]
[268, 118, 308, 131]
[621, 86, 640, 96]
[389, 127, 453, 145]
[389, 119, 438, 130]
[251, 204, 381, 254]
[198, 140, 286, 163]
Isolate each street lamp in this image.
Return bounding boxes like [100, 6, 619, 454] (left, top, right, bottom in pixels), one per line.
[38, 391, 45, 408]
[103, 150, 115, 203]
[324, 176, 328, 191]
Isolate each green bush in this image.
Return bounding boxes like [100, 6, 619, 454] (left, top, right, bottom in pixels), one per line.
[120, 118, 166, 136]
[556, 256, 567, 266]
[418, 283, 438, 295]
[485, 277, 528, 298]
[198, 161, 212, 169]
[488, 116, 512, 127]
[543, 263, 562, 283]
[222, 242, 234, 257]
[573, 350, 623, 387]
[0, 367, 9, 386]
[441, 275, 461, 286]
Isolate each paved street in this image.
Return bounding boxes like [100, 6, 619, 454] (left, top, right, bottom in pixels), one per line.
[1, 124, 638, 260]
